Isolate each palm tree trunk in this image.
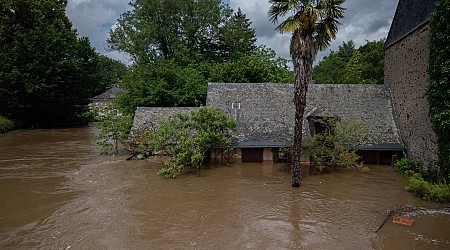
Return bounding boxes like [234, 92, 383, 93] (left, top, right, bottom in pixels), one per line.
[290, 30, 317, 187]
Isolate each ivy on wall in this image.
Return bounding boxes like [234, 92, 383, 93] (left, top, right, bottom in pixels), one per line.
[427, 0, 450, 182]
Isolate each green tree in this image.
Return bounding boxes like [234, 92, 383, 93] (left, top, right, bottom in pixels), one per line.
[92, 55, 128, 96]
[313, 51, 346, 84]
[94, 106, 133, 155]
[0, 0, 100, 127]
[427, 0, 450, 182]
[313, 40, 385, 84]
[344, 49, 363, 84]
[150, 107, 236, 178]
[358, 40, 384, 84]
[211, 46, 293, 83]
[108, 0, 233, 64]
[268, 0, 345, 187]
[336, 40, 355, 63]
[220, 8, 258, 60]
[115, 60, 207, 115]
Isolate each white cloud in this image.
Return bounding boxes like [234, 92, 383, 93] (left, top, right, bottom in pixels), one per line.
[230, 0, 398, 64]
[66, 0, 131, 62]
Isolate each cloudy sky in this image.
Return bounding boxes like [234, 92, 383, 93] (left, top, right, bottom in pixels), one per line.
[66, 0, 399, 64]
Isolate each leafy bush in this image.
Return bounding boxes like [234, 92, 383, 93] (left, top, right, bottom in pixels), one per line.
[406, 176, 450, 203]
[94, 107, 133, 155]
[304, 117, 368, 172]
[395, 158, 422, 176]
[395, 157, 449, 202]
[0, 116, 14, 133]
[395, 157, 441, 183]
[151, 106, 236, 178]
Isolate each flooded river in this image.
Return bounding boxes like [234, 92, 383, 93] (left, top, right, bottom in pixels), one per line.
[0, 127, 449, 249]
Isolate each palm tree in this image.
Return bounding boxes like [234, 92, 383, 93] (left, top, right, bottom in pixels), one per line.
[268, 0, 345, 187]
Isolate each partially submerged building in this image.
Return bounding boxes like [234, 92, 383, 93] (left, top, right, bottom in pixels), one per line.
[133, 83, 404, 165]
[206, 83, 403, 164]
[131, 0, 440, 167]
[89, 85, 127, 110]
[384, 0, 437, 164]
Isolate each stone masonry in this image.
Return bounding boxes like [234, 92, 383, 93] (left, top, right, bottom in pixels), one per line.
[384, 25, 438, 164]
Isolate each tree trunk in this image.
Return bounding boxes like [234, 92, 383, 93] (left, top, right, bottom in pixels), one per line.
[290, 30, 317, 187]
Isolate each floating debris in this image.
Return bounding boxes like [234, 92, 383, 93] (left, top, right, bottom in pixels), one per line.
[375, 205, 450, 232]
[392, 215, 414, 226]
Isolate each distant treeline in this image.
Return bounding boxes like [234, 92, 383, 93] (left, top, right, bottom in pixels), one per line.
[313, 40, 385, 85]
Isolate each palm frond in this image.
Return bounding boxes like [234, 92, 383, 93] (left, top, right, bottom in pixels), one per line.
[277, 16, 302, 33]
[269, 0, 345, 47]
[268, 0, 301, 24]
[315, 0, 346, 50]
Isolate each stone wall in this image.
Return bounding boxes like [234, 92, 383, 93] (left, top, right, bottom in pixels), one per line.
[385, 24, 438, 164]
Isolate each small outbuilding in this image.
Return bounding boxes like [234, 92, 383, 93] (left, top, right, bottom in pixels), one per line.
[89, 85, 127, 111]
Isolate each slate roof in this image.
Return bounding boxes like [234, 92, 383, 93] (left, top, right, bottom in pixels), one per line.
[90, 85, 127, 101]
[133, 107, 199, 131]
[206, 83, 403, 150]
[385, 0, 435, 48]
[132, 83, 403, 150]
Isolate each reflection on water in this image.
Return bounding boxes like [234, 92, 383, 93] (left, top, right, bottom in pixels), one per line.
[0, 127, 449, 249]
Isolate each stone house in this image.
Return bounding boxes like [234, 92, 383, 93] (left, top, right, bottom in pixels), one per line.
[384, 0, 437, 164]
[206, 83, 403, 164]
[89, 85, 127, 111]
[133, 83, 404, 165]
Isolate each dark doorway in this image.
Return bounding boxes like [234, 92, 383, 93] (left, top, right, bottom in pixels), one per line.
[242, 148, 263, 162]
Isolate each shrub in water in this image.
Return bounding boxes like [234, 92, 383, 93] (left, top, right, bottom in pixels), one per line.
[406, 176, 450, 203]
[0, 116, 14, 133]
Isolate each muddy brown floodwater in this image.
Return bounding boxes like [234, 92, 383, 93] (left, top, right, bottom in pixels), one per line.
[0, 127, 449, 249]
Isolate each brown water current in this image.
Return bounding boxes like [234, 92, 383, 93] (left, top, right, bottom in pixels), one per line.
[0, 127, 449, 249]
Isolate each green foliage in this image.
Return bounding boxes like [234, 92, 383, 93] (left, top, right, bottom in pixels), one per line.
[109, 2, 291, 114]
[313, 51, 346, 84]
[395, 157, 421, 176]
[108, 0, 243, 64]
[427, 0, 450, 183]
[336, 40, 355, 63]
[344, 50, 363, 84]
[357, 40, 385, 84]
[0, 0, 103, 127]
[151, 107, 236, 178]
[92, 55, 128, 96]
[395, 157, 449, 202]
[220, 7, 258, 60]
[94, 107, 133, 155]
[406, 176, 450, 203]
[313, 40, 384, 84]
[304, 117, 368, 172]
[115, 60, 207, 115]
[0, 116, 14, 133]
[210, 46, 293, 83]
[395, 157, 442, 184]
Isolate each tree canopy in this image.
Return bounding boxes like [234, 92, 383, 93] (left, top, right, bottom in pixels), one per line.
[313, 39, 385, 84]
[108, 0, 243, 64]
[110, 1, 293, 115]
[0, 0, 111, 127]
